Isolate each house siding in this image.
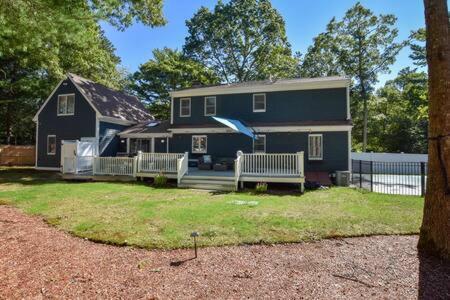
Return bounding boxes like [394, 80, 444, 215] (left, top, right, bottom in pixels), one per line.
[173, 88, 347, 126]
[169, 131, 349, 172]
[154, 137, 168, 153]
[36, 79, 96, 168]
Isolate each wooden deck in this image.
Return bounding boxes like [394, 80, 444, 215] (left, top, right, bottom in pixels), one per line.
[61, 152, 306, 191]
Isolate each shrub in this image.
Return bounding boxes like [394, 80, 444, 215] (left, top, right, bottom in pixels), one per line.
[153, 173, 168, 187]
[255, 182, 268, 193]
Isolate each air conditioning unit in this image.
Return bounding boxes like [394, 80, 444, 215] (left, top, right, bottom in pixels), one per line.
[336, 171, 351, 186]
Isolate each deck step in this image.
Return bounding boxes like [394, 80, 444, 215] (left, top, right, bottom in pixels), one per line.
[178, 183, 236, 191]
[181, 178, 235, 185]
[179, 176, 236, 191]
[182, 175, 234, 181]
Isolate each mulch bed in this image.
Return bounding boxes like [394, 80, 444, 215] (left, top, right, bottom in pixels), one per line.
[0, 205, 449, 299]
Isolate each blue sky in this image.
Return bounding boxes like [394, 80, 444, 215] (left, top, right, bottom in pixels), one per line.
[101, 0, 427, 88]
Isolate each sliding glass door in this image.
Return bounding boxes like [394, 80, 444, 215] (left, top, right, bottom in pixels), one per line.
[129, 138, 152, 154]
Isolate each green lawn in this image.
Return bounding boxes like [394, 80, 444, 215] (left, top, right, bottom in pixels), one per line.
[0, 167, 423, 249]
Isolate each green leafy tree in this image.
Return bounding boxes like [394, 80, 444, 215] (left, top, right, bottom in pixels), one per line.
[88, 0, 166, 29]
[183, 0, 297, 83]
[409, 28, 427, 67]
[130, 48, 219, 120]
[298, 31, 342, 78]
[0, 0, 165, 144]
[368, 68, 428, 153]
[300, 3, 406, 151]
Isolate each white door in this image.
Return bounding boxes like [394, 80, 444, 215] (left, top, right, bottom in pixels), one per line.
[61, 141, 76, 173]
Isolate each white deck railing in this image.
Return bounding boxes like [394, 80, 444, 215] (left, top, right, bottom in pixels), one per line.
[93, 156, 135, 176]
[138, 152, 184, 173]
[240, 152, 304, 177]
[177, 152, 189, 184]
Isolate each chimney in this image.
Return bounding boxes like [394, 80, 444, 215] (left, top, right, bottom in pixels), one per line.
[191, 80, 202, 88]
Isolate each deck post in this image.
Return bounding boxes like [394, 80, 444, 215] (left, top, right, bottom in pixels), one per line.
[133, 156, 138, 177]
[185, 152, 189, 175]
[300, 182, 305, 193]
[137, 151, 142, 173]
[297, 152, 304, 177]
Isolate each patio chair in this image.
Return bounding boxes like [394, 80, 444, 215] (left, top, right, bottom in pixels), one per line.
[198, 155, 213, 170]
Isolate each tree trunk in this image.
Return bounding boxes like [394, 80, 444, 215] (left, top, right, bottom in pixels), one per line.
[362, 88, 368, 152]
[418, 0, 450, 259]
[5, 102, 12, 144]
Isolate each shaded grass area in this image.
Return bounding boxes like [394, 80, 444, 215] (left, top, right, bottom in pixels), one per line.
[0, 167, 423, 249]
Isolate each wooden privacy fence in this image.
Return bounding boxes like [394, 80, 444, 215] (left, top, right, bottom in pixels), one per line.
[0, 145, 35, 166]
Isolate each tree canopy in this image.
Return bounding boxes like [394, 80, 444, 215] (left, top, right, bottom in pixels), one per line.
[0, 0, 165, 144]
[300, 2, 406, 151]
[130, 48, 219, 120]
[183, 0, 297, 83]
[367, 68, 428, 153]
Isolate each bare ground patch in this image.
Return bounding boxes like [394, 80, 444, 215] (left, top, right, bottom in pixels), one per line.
[0, 205, 448, 299]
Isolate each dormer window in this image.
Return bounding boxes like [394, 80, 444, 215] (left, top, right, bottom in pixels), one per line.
[204, 96, 216, 116]
[253, 93, 266, 112]
[57, 94, 75, 116]
[180, 98, 191, 117]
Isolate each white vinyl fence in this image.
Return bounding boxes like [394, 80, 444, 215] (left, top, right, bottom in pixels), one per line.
[138, 152, 184, 173]
[240, 152, 304, 177]
[93, 157, 135, 176]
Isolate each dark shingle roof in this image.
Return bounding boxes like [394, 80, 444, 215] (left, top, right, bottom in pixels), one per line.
[171, 76, 348, 93]
[119, 120, 171, 135]
[69, 73, 153, 123]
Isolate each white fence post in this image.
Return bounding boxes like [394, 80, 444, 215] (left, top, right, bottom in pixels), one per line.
[234, 150, 243, 191]
[137, 151, 142, 173]
[133, 155, 138, 177]
[297, 151, 304, 177]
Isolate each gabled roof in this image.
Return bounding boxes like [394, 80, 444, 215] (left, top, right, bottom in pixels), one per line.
[34, 74, 153, 123]
[68, 74, 152, 123]
[169, 76, 350, 98]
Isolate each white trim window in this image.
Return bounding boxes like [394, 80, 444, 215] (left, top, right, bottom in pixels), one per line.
[308, 134, 323, 160]
[192, 135, 207, 153]
[253, 134, 266, 153]
[47, 135, 56, 155]
[204, 96, 216, 116]
[253, 93, 266, 112]
[57, 94, 75, 116]
[180, 98, 191, 117]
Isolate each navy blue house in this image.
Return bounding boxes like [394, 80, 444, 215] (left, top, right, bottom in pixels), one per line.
[35, 74, 351, 179]
[33, 74, 152, 170]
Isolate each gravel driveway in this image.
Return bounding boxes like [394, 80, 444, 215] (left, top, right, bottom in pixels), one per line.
[0, 205, 449, 299]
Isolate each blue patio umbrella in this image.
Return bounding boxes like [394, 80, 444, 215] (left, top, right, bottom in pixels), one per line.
[212, 116, 255, 139]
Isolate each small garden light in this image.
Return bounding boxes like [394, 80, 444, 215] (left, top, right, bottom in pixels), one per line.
[190, 231, 199, 258]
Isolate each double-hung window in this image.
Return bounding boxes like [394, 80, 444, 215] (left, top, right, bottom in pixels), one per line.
[253, 135, 266, 153]
[180, 98, 191, 117]
[204, 96, 216, 116]
[57, 94, 75, 116]
[47, 135, 56, 155]
[253, 93, 266, 112]
[308, 134, 323, 160]
[192, 135, 207, 153]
